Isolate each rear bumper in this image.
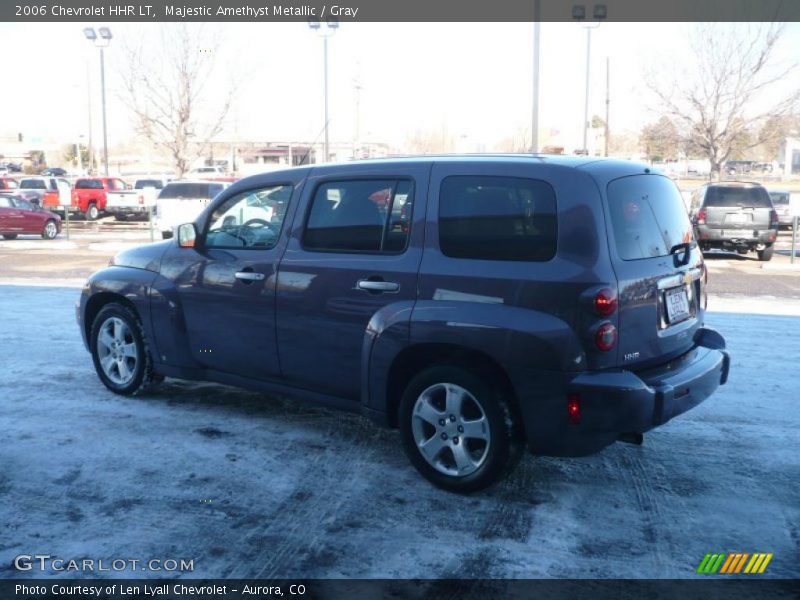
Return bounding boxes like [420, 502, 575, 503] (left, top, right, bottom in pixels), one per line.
[515, 327, 730, 457]
[111, 206, 148, 215]
[695, 225, 777, 246]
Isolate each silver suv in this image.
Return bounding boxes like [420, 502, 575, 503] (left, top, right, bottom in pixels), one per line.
[689, 182, 779, 261]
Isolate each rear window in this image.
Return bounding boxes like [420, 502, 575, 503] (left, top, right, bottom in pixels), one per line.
[438, 176, 557, 262]
[19, 179, 46, 190]
[75, 179, 102, 189]
[703, 186, 772, 208]
[769, 192, 789, 206]
[158, 183, 222, 200]
[135, 179, 164, 189]
[607, 175, 693, 261]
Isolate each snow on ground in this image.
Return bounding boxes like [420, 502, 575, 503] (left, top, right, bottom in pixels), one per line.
[0, 284, 798, 580]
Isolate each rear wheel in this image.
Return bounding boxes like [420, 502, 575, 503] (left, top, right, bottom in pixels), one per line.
[757, 244, 774, 262]
[42, 219, 58, 239]
[2, 234, 17, 240]
[399, 365, 522, 493]
[86, 203, 99, 221]
[90, 303, 162, 395]
[114, 213, 128, 221]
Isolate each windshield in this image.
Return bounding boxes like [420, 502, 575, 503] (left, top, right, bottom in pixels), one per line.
[607, 175, 694, 261]
[704, 186, 772, 208]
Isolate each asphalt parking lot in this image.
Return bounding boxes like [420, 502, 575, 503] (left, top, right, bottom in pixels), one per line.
[0, 224, 798, 579]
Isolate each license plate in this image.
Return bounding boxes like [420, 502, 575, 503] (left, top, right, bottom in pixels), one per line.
[665, 286, 691, 324]
[727, 213, 747, 224]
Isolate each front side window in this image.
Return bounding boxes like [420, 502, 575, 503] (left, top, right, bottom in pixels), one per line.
[13, 198, 34, 210]
[303, 179, 413, 253]
[205, 185, 293, 249]
[607, 175, 693, 261]
[438, 176, 557, 261]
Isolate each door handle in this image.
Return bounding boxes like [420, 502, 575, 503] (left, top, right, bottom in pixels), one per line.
[356, 279, 400, 293]
[235, 271, 265, 282]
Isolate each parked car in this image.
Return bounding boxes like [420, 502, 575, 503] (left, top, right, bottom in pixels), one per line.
[104, 177, 171, 221]
[689, 182, 779, 260]
[69, 177, 129, 220]
[0, 166, 9, 176]
[189, 165, 226, 178]
[0, 195, 61, 239]
[152, 180, 227, 239]
[0, 177, 19, 192]
[17, 176, 70, 209]
[768, 190, 794, 230]
[41, 167, 68, 177]
[77, 157, 731, 492]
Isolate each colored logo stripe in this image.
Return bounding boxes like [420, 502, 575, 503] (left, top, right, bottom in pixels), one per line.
[698, 552, 772, 575]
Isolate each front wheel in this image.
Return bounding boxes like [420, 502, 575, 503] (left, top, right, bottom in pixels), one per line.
[757, 245, 774, 262]
[90, 303, 162, 395]
[42, 219, 58, 239]
[399, 366, 522, 493]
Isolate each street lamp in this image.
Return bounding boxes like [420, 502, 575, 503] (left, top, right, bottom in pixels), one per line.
[308, 18, 338, 163]
[572, 4, 606, 155]
[83, 26, 112, 176]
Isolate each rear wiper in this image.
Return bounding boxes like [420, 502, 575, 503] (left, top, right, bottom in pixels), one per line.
[670, 241, 696, 265]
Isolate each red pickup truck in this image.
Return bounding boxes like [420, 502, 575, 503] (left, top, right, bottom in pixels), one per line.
[70, 177, 129, 220]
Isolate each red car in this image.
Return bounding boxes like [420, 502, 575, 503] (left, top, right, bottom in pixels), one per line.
[0, 195, 62, 239]
[0, 177, 19, 192]
[43, 177, 128, 220]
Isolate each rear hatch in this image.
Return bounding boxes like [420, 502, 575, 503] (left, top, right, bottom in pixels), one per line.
[605, 174, 704, 370]
[703, 184, 773, 233]
[155, 182, 224, 227]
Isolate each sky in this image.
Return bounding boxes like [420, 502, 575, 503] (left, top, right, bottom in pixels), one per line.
[0, 21, 798, 154]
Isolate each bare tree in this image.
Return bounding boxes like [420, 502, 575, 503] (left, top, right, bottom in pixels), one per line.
[640, 116, 681, 161]
[647, 24, 799, 178]
[121, 25, 234, 177]
[404, 126, 456, 154]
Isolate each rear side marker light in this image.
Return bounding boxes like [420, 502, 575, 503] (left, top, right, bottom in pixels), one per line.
[595, 323, 617, 352]
[567, 394, 581, 424]
[594, 288, 618, 316]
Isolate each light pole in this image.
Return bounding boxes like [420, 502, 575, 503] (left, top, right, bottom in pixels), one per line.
[308, 19, 338, 163]
[572, 4, 606, 155]
[83, 27, 112, 176]
[531, 0, 541, 153]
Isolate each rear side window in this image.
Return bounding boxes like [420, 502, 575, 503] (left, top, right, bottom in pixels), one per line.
[703, 186, 772, 208]
[303, 179, 413, 253]
[607, 175, 693, 261]
[438, 176, 557, 261]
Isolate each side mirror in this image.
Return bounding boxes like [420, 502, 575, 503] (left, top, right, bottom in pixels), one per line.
[177, 223, 197, 248]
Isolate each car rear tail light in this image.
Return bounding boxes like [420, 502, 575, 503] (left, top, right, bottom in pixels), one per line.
[769, 210, 779, 228]
[595, 323, 617, 352]
[138, 194, 145, 205]
[696, 208, 706, 225]
[567, 394, 581, 424]
[594, 288, 618, 316]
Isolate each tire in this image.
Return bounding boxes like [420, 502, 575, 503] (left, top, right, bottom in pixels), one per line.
[86, 203, 99, 221]
[161, 230, 173, 240]
[114, 213, 128, 221]
[41, 219, 58, 239]
[757, 245, 774, 262]
[398, 365, 523, 493]
[2, 234, 18, 240]
[90, 302, 162, 396]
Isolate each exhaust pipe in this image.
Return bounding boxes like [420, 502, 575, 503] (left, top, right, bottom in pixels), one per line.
[618, 432, 643, 446]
